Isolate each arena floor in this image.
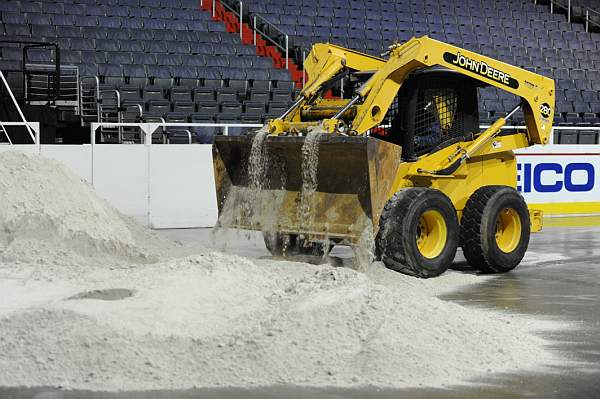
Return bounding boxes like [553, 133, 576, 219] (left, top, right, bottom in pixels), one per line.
[2, 225, 600, 399]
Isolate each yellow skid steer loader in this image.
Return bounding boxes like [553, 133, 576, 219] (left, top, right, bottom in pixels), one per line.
[213, 36, 555, 278]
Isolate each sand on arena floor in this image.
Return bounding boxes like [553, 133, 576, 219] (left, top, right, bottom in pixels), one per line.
[0, 151, 564, 391]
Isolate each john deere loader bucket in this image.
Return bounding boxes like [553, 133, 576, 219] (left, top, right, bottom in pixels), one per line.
[213, 133, 403, 244]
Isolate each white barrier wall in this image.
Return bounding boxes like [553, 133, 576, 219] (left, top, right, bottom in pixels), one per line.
[3, 144, 217, 228]
[93, 145, 150, 224]
[148, 145, 217, 228]
[3, 143, 599, 228]
[515, 145, 600, 215]
[40, 145, 93, 182]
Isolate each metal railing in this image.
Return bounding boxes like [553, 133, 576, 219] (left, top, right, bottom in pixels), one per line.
[83, 122, 600, 146]
[79, 76, 100, 124]
[585, 7, 600, 32]
[0, 122, 41, 145]
[89, 122, 263, 145]
[25, 64, 79, 108]
[252, 13, 289, 70]
[21, 42, 61, 104]
[217, 0, 244, 39]
[0, 40, 62, 103]
[544, 0, 600, 31]
[201, 0, 290, 70]
[0, 69, 37, 143]
[479, 125, 600, 145]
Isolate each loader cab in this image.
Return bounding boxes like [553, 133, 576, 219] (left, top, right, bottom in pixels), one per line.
[372, 68, 481, 161]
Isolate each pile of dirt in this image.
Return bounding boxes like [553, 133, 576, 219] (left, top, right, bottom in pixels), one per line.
[0, 151, 563, 391]
[0, 152, 178, 269]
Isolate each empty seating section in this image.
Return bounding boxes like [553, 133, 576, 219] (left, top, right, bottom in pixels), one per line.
[2, 0, 600, 138]
[245, 0, 600, 126]
[0, 0, 294, 142]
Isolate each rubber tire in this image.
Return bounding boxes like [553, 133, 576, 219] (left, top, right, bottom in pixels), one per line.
[460, 186, 530, 273]
[263, 232, 326, 257]
[376, 188, 459, 278]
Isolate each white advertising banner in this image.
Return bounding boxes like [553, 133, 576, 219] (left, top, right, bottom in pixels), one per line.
[515, 145, 600, 214]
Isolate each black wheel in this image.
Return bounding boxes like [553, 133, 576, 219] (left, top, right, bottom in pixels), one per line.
[460, 186, 530, 273]
[376, 188, 459, 278]
[263, 232, 327, 257]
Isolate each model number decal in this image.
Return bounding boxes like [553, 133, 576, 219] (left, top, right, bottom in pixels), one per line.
[443, 52, 519, 89]
[540, 103, 551, 118]
[518, 162, 595, 193]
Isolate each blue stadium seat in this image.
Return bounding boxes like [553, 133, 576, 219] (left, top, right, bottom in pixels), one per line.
[61, 50, 81, 64]
[107, 52, 133, 65]
[148, 99, 171, 114]
[152, 29, 176, 41]
[119, 85, 143, 102]
[172, 101, 195, 114]
[143, 18, 164, 30]
[122, 64, 147, 84]
[85, 5, 106, 16]
[77, 16, 99, 27]
[78, 63, 99, 77]
[190, 113, 217, 143]
[98, 16, 121, 28]
[119, 40, 144, 52]
[129, 8, 152, 19]
[32, 25, 57, 38]
[132, 52, 156, 65]
[81, 50, 107, 64]
[96, 40, 120, 52]
[52, 14, 76, 26]
[166, 41, 190, 54]
[98, 63, 122, 78]
[3, 12, 27, 25]
[4, 23, 31, 37]
[42, 2, 65, 14]
[70, 38, 95, 51]
[217, 88, 238, 103]
[143, 86, 166, 101]
[175, 31, 197, 42]
[173, 9, 194, 20]
[64, 3, 86, 15]
[159, 54, 182, 66]
[20, 2, 42, 13]
[146, 41, 168, 54]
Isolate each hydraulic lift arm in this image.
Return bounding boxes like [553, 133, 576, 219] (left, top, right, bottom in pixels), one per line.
[272, 37, 554, 176]
[352, 36, 554, 144]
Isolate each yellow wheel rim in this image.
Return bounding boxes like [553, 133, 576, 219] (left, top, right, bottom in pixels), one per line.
[495, 208, 522, 253]
[415, 210, 447, 259]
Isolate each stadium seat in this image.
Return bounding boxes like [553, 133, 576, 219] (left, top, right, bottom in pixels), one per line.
[148, 100, 171, 114]
[220, 102, 242, 117]
[244, 102, 266, 118]
[196, 101, 219, 118]
[173, 101, 195, 114]
[193, 88, 216, 103]
[558, 131, 578, 144]
[143, 86, 166, 101]
[579, 131, 599, 144]
[217, 88, 238, 103]
[119, 86, 143, 102]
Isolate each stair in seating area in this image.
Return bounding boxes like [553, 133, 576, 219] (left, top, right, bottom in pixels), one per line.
[205, 0, 305, 88]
